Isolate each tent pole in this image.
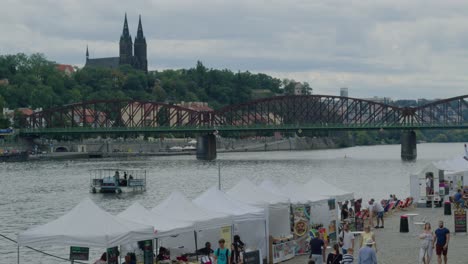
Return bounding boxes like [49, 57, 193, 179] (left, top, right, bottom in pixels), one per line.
[194, 231, 199, 261]
[218, 163, 221, 190]
[17, 244, 19, 264]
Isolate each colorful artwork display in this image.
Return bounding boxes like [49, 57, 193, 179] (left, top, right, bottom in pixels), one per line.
[272, 240, 296, 263]
[291, 205, 311, 255]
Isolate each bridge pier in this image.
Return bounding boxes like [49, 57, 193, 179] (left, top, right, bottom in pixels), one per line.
[196, 134, 217, 161]
[401, 130, 417, 161]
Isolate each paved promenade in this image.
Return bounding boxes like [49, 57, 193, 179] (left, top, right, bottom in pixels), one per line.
[285, 206, 468, 264]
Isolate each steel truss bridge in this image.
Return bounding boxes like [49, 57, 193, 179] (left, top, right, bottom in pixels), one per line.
[20, 95, 468, 136]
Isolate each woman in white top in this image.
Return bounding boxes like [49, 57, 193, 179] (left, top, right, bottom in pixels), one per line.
[418, 222, 435, 264]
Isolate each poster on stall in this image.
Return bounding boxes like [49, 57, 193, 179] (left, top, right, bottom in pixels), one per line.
[328, 198, 337, 242]
[220, 226, 232, 247]
[291, 204, 310, 255]
[106, 247, 119, 264]
[272, 240, 296, 264]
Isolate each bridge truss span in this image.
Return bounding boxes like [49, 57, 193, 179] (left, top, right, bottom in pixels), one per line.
[26, 100, 214, 129]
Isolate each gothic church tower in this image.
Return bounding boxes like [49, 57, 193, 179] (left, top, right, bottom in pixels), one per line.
[119, 13, 133, 65]
[134, 15, 148, 72]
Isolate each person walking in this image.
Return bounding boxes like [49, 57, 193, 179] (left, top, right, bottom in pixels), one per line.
[339, 223, 355, 254]
[309, 232, 326, 264]
[358, 239, 377, 264]
[433, 221, 450, 264]
[326, 243, 342, 264]
[419, 223, 435, 264]
[360, 226, 377, 252]
[214, 239, 231, 264]
[369, 199, 384, 228]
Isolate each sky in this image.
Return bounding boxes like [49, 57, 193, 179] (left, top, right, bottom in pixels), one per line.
[1, 0, 468, 99]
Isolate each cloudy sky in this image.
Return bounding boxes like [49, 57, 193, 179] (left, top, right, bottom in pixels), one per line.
[2, 0, 468, 99]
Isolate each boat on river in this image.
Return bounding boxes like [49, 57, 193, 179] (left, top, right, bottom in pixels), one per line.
[89, 169, 147, 194]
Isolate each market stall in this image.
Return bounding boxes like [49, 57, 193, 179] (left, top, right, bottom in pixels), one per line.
[227, 179, 291, 264]
[194, 187, 267, 262]
[18, 198, 155, 263]
[151, 191, 233, 254]
[303, 178, 354, 202]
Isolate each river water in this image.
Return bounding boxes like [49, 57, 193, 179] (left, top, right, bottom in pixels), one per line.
[0, 142, 464, 263]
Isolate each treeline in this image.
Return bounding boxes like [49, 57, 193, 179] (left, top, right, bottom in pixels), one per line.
[349, 130, 468, 146]
[0, 53, 312, 111]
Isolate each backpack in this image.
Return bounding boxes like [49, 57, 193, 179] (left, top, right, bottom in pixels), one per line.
[216, 248, 230, 260]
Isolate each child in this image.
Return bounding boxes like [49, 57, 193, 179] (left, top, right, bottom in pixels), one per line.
[341, 248, 354, 264]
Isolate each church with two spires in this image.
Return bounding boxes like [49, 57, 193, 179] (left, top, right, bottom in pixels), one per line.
[85, 14, 148, 72]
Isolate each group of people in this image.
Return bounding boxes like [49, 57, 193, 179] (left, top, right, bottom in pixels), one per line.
[113, 171, 134, 186]
[308, 223, 377, 264]
[198, 235, 246, 264]
[418, 221, 450, 264]
[341, 198, 385, 229]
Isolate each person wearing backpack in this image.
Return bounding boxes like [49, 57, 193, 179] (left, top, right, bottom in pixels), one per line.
[214, 238, 231, 264]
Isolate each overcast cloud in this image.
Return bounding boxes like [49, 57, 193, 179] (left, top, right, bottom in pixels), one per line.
[1, 0, 468, 99]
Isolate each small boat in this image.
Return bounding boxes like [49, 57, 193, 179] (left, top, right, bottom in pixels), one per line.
[90, 169, 147, 194]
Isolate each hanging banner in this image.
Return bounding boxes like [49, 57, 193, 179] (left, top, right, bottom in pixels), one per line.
[272, 240, 296, 263]
[106, 246, 119, 264]
[291, 204, 310, 255]
[454, 209, 467, 233]
[70, 246, 89, 261]
[220, 226, 232, 247]
[139, 240, 154, 264]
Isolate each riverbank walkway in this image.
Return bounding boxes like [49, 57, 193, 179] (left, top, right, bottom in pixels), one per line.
[285, 206, 468, 264]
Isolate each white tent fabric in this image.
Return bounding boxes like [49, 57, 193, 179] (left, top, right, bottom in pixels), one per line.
[117, 202, 194, 238]
[193, 186, 265, 222]
[433, 156, 468, 174]
[227, 178, 291, 238]
[18, 198, 155, 248]
[151, 191, 232, 230]
[194, 187, 267, 259]
[304, 178, 354, 202]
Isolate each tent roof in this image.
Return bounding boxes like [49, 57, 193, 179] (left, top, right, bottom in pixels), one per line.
[18, 198, 154, 248]
[304, 178, 353, 202]
[433, 156, 468, 174]
[227, 178, 290, 206]
[151, 191, 232, 229]
[118, 202, 194, 237]
[259, 180, 327, 204]
[193, 186, 265, 222]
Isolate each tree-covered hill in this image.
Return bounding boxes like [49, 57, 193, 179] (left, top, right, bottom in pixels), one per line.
[0, 53, 311, 110]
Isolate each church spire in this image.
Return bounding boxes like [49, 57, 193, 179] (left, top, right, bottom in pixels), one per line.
[122, 13, 130, 38]
[86, 45, 89, 59]
[136, 15, 144, 39]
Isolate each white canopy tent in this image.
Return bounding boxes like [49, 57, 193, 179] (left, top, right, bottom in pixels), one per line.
[411, 153, 468, 203]
[304, 178, 354, 202]
[117, 202, 194, 238]
[194, 187, 267, 260]
[227, 178, 291, 238]
[151, 191, 233, 253]
[17, 198, 155, 248]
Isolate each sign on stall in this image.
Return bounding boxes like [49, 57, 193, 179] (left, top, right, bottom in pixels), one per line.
[220, 226, 232, 247]
[243, 250, 261, 264]
[69, 246, 89, 261]
[454, 209, 467, 233]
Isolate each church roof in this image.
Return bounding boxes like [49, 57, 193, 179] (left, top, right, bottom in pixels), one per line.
[85, 57, 120, 69]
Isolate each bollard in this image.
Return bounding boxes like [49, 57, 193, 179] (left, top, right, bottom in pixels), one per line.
[444, 202, 452, 215]
[400, 215, 409, 233]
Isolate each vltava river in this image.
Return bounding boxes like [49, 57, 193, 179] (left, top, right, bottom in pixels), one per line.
[0, 143, 464, 263]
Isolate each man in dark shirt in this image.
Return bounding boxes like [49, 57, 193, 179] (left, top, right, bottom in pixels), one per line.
[309, 233, 325, 264]
[454, 189, 464, 208]
[341, 201, 349, 221]
[434, 220, 450, 264]
[197, 242, 214, 256]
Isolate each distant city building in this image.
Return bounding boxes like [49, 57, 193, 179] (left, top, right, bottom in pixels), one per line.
[56, 64, 75, 76]
[3, 107, 42, 124]
[85, 14, 148, 72]
[177, 102, 213, 112]
[340, 87, 349, 97]
[365, 96, 392, 105]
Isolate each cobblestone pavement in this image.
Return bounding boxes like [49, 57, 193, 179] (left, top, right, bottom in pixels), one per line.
[283, 206, 468, 264]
